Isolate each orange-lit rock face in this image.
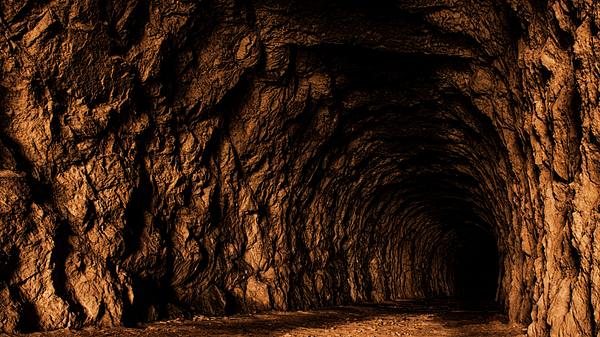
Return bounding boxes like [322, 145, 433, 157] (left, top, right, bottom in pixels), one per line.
[0, 0, 597, 336]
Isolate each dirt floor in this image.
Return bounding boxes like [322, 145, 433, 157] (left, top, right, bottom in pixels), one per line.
[18, 300, 527, 337]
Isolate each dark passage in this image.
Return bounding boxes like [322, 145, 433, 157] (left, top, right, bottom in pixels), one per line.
[451, 226, 500, 302]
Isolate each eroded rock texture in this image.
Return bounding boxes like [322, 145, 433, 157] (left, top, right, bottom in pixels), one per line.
[0, 0, 598, 336]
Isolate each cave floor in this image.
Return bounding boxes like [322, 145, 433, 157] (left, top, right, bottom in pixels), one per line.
[23, 300, 527, 337]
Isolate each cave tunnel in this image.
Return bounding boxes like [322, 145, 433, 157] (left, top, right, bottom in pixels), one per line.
[306, 42, 510, 305]
[0, 0, 597, 336]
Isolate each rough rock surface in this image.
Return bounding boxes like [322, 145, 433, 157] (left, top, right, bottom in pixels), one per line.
[0, 0, 598, 336]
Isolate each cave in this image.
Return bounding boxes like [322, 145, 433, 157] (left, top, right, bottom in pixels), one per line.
[0, 0, 598, 336]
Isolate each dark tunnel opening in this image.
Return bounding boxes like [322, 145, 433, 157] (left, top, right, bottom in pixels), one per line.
[450, 225, 500, 303]
[381, 172, 504, 308]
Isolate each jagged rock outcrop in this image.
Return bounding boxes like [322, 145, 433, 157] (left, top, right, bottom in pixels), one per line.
[0, 0, 598, 336]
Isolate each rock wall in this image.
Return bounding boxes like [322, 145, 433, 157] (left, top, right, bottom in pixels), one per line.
[0, 0, 598, 336]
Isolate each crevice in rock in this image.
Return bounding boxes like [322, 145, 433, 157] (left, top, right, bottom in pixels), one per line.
[49, 222, 85, 326]
[16, 301, 41, 333]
